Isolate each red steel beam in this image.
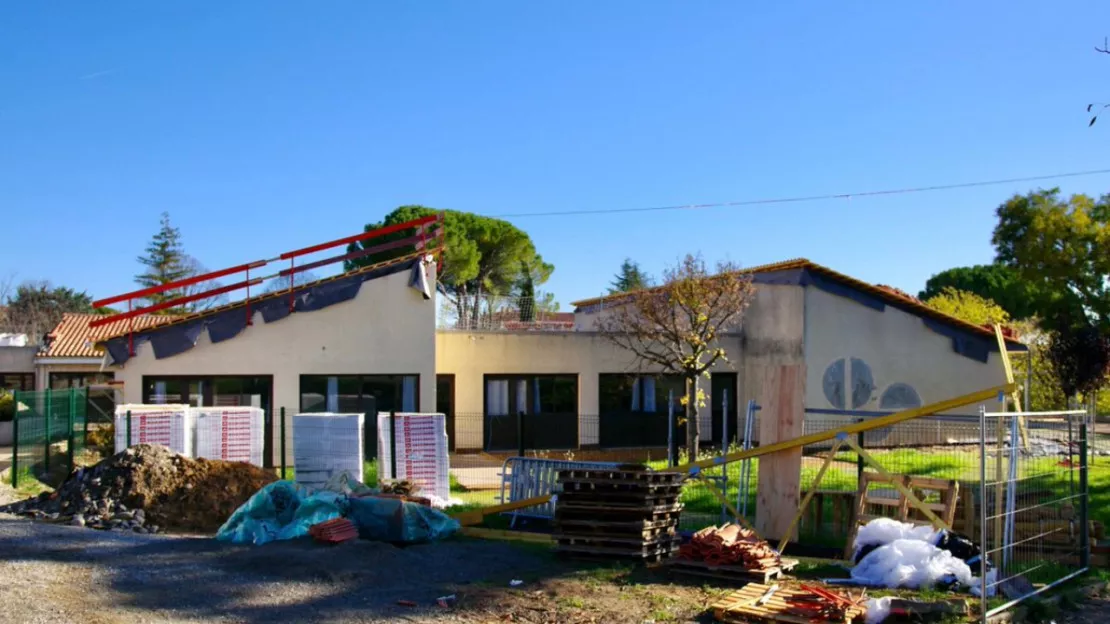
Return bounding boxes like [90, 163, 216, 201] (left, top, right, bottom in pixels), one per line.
[93, 261, 267, 308]
[278, 214, 439, 261]
[89, 277, 263, 328]
[277, 231, 442, 278]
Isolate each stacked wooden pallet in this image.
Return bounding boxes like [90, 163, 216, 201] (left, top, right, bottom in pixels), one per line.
[553, 467, 684, 563]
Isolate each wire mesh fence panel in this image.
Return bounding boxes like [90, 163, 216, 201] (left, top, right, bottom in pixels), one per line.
[11, 388, 88, 488]
[979, 409, 1089, 620]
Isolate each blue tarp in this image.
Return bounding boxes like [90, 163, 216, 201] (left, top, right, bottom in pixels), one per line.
[215, 480, 459, 546]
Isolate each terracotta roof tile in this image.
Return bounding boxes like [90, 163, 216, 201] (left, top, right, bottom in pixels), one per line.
[38, 313, 180, 358]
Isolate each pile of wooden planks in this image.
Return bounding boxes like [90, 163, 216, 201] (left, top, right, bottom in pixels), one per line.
[669, 524, 797, 584]
[309, 518, 359, 544]
[553, 467, 685, 564]
[711, 583, 867, 624]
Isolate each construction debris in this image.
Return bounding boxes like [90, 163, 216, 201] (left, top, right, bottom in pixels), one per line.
[309, 518, 359, 544]
[0, 444, 275, 533]
[680, 524, 781, 568]
[712, 582, 867, 624]
[668, 523, 797, 584]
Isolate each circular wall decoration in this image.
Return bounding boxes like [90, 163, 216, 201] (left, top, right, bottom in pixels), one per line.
[849, 357, 875, 409]
[879, 382, 922, 409]
[822, 358, 846, 409]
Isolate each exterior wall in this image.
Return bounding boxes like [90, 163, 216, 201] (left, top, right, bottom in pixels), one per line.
[803, 285, 1008, 443]
[438, 283, 805, 450]
[34, 362, 105, 390]
[114, 267, 437, 463]
[0, 346, 37, 376]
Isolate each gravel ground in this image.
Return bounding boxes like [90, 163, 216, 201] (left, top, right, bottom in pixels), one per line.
[0, 513, 563, 624]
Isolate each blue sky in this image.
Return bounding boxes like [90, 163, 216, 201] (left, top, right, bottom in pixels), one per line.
[2, 2, 1109, 308]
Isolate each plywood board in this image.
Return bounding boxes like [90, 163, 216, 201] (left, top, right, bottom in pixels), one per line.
[756, 364, 805, 540]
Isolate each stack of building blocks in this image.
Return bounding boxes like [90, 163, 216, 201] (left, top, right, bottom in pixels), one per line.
[114, 404, 194, 456]
[553, 467, 685, 563]
[292, 413, 365, 490]
[193, 407, 265, 466]
[377, 413, 450, 503]
[309, 518, 359, 544]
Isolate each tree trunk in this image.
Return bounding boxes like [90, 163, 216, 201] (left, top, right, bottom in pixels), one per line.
[686, 374, 700, 458]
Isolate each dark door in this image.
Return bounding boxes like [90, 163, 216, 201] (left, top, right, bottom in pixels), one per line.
[436, 375, 456, 451]
[711, 373, 738, 447]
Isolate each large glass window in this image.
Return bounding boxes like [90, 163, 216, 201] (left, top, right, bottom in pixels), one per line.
[298, 375, 419, 414]
[598, 373, 685, 448]
[50, 372, 115, 390]
[483, 374, 577, 451]
[1, 373, 35, 392]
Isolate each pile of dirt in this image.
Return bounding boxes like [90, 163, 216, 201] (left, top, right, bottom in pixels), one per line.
[0, 444, 276, 534]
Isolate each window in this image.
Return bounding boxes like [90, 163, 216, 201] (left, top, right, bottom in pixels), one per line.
[879, 383, 922, 409]
[50, 372, 114, 390]
[1, 373, 35, 392]
[298, 375, 419, 414]
[599, 374, 684, 414]
[143, 376, 271, 411]
[483, 375, 578, 451]
[598, 374, 685, 448]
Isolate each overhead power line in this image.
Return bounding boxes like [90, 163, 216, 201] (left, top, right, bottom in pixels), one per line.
[490, 167, 1110, 218]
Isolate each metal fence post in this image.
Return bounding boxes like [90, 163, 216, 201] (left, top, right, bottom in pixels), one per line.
[280, 407, 287, 480]
[126, 409, 132, 449]
[67, 388, 75, 472]
[389, 411, 398, 480]
[1080, 414, 1090, 571]
[667, 389, 676, 467]
[856, 418, 865, 481]
[11, 390, 19, 488]
[44, 389, 52, 475]
[978, 405, 989, 624]
[516, 410, 525, 458]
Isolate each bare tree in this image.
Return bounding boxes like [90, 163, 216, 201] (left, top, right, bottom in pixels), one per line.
[597, 254, 755, 457]
[180, 256, 229, 314]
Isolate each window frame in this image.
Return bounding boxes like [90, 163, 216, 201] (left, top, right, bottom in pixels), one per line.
[298, 374, 421, 414]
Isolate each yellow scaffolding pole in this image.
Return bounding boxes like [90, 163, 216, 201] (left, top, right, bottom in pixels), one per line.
[668, 384, 1014, 474]
[993, 323, 1029, 448]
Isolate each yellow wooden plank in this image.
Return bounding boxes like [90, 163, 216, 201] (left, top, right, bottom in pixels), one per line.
[459, 526, 554, 544]
[451, 494, 552, 526]
[670, 384, 1014, 473]
[994, 323, 1029, 448]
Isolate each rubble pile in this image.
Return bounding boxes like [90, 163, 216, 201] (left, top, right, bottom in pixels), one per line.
[0, 444, 275, 534]
[678, 524, 782, 569]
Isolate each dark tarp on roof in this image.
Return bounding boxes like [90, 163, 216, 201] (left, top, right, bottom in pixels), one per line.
[104, 257, 425, 365]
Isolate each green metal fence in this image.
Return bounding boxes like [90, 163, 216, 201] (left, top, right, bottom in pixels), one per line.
[11, 388, 88, 488]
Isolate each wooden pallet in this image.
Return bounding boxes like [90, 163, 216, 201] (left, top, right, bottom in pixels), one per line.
[710, 583, 866, 624]
[555, 499, 683, 514]
[556, 541, 680, 563]
[560, 476, 686, 491]
[557, 468, 685, 485]
[554, 507, 683, 524]
[554, 521, 678, 541]
[667, 558, 799, 585]
[555, 533, 679, 550]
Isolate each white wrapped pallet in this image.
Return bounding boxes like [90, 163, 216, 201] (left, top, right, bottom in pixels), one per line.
[292, 412, 364, 489]
[378, 412, 451, 504]
[114, 404, 193, 456]
[193, 407, 265, 466]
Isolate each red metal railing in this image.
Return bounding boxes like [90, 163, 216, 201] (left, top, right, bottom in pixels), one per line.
[91, 214, 444, 352]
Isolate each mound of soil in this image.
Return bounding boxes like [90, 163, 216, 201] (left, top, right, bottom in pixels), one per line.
[1, 444, 276, 534]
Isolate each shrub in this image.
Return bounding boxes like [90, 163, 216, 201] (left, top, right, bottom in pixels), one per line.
[86, 423, 115, 450]
[0, 391, 14, 422]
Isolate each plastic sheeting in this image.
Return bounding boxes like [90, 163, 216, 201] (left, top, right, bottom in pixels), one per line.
[851, 538, 974, 590]
[215, 480, 460, 546]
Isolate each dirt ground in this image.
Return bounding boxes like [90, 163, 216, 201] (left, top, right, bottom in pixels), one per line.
[1, 510, 1107, 624]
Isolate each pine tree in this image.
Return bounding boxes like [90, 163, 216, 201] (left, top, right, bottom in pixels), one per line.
[609, 258, 652, 294]
[135, 212, 191, 309]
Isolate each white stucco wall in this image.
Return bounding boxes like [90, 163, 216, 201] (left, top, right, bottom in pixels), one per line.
[0, 346, 37, 376]
[115, 265, 438, 462]
[803, 286, 1008, 427]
